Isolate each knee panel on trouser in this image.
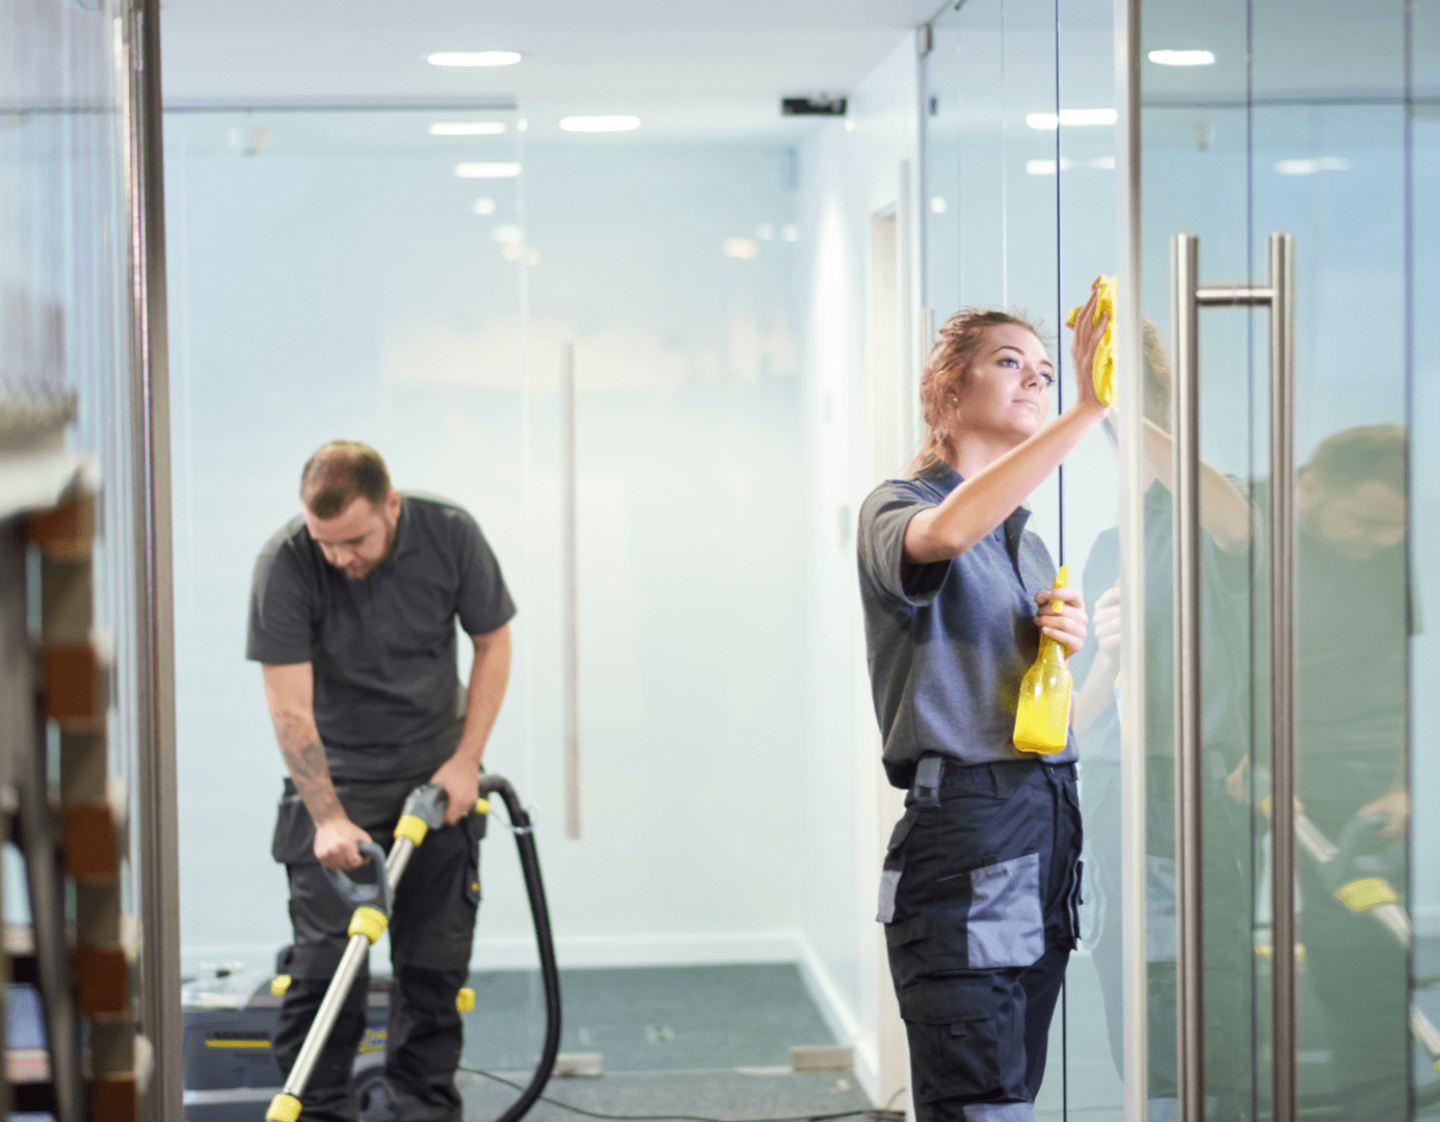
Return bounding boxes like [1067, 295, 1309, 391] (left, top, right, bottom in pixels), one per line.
[384, 964, 469, 1122]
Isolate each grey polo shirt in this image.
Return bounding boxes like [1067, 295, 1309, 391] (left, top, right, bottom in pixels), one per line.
[858, 465, 1074, 788]
[247, 493, 515, 780]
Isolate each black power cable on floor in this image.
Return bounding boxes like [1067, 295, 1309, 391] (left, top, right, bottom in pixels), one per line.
[457, 1066, 906, 1122]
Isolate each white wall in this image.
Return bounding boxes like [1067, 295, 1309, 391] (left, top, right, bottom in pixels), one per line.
[790, 33, 921, 1103]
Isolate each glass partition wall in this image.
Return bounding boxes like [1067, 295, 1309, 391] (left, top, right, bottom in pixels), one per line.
[926, 0, 1429, 1119]
[164, 100, 814, 1116]
[925, 0, 1123, 1117]
[164, 105, 531, 984]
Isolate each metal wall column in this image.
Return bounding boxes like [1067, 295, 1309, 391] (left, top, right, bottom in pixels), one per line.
[121, 0, 182, 1116]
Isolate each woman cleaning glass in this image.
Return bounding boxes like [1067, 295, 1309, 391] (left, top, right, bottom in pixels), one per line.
[857, 284, 1109, 1122]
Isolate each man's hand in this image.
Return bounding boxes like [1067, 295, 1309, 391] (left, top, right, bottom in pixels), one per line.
[314, 816, 372, 870]
[430, 754, 481, 827]
[1358, 788, 1410, 838]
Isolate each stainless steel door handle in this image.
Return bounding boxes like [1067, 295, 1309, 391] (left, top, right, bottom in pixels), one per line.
[1170, 231, 1296, 1122]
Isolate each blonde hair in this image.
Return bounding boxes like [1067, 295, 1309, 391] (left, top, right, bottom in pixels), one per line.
[910, 308, 1044, 476]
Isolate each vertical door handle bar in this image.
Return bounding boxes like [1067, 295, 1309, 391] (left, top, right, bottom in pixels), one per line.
[560, 341, 580, 840]
[1170, 234, 1204, 1122]
[1169, 232, 1295, 1122]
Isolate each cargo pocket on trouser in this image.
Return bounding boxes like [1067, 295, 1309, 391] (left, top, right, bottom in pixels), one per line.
[391, 818, 481, 971]
[877, 808, 919, 924]
[463, 810, 484, 907]
[897, 976, 1029, 1112]
[271, 785, 316, 865]
[272, 787, 359, 979]
[966, 853, 1044, 969]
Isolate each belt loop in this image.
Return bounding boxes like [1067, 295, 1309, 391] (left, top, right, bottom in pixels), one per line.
[912, 755, 943, 808]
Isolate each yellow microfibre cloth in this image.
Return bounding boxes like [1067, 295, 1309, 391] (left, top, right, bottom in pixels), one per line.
[1065, 275, 1116, 406]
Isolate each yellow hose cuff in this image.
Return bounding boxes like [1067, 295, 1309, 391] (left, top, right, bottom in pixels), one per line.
[1434, 1056, 1440, 1077]
[456, 986, 476, 1013]
[394, 814, 429, 847]
[1334, 877, 1399, 914]
[270, 974, 292, 997]
[475, 797, 490, 816]
[266, 1093, 303, 1122]
[349, 906, 389, 945]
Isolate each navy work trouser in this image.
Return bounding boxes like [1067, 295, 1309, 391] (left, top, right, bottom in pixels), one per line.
[880, 758, 1083, 1122]
[270, 776, 484, 1122]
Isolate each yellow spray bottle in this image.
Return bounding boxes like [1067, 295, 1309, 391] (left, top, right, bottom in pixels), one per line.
[1013, 566, 1072, 755]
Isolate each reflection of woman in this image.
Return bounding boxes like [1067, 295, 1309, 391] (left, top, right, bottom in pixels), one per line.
[857, 290, 1107, 1121]
[1069, 323, 1255, 1122]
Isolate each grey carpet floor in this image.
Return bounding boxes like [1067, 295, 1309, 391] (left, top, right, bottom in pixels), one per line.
[455, 964, 877, 1122]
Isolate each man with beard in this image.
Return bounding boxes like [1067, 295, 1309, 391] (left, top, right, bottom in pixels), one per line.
[1293, 424, 1412, 1121]
[248, 440, 514, 1121]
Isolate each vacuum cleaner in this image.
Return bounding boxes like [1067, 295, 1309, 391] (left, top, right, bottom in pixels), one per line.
[181, 774, 559, 1122]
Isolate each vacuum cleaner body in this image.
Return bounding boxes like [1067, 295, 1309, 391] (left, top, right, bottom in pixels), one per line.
[181, 968, 391, 1121]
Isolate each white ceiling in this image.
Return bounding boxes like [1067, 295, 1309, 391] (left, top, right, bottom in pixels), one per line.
[160, 0, 940, 141]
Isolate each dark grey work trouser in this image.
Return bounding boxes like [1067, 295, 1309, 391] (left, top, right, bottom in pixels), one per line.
[880, 757, 1083, 1122]
[270, 776, 484, 1122]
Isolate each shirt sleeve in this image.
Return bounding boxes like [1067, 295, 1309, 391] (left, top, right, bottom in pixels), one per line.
[451, 511, 517, 636]
[857, 481, 949, 608]
[246, 535, 317, 665]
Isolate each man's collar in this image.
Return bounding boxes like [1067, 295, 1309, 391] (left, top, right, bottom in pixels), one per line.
[389, 496, 418, 560]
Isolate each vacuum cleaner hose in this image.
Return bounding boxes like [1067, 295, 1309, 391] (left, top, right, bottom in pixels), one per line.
[477, 774, 562, 1122]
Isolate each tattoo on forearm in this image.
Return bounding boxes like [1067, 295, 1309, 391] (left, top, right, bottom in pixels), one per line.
[275, 715, 342, 822]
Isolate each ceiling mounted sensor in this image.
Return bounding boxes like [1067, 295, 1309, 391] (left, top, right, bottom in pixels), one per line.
[427, 51, 522, 67]
[455, 162, 522, 178]
[782, 96, 847, 116]
[1148, 49, 1216, 66]
[559, 115, 641, 133]
[430, 122, 507, 136]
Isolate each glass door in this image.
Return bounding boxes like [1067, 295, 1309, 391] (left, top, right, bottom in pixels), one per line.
[1138, 0, 1424, 1118]
[924, 0, 1124, 1116]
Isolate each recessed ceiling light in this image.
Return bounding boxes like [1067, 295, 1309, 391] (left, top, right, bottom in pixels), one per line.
[1148, 49, 1216, 66]
[723, 238, 758, 260]
[1025, 158, 1079, 175]
[429, 122, 507, 136]
[559, 115, 641, 133]
[1026, 108, 1118, 130]
[472, 198, 497, 216]
[454, 162, 522, 179]
[1275, 156, 1352, 175]
[427, 51, 522, 67]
